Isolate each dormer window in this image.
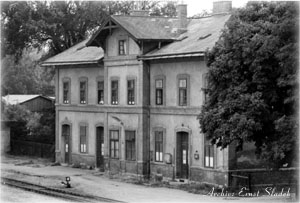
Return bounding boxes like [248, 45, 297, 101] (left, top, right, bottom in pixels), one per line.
[119, 40, 126, 55]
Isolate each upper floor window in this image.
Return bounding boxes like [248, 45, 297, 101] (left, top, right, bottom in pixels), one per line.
[98, 81, 104, 104]
[119, 40, 126, 55]
[127, 80, 135, 105]
[125, 130, 136, 161]
[110, 130, 119, 158]
[204, 136, 214, 168]
[79, 79, 87, 104]
[177, 74, 190, 106]
[80, 125, 87, 153]
[111, 80, 118, 105]
[179, 79, 187, 106]
[155, 79, 163, 105]
[155, 131, 163, 162]
[202, 73, 209, 102]
[63, 80, 70, 104]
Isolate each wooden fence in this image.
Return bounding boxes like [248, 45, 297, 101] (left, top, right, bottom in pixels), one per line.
[10, 139, 55, 161]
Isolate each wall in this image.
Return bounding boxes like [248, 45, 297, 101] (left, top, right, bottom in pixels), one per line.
[22, 97, 53, 112]
[1, 122, 11, 154]
[149, 58, 229, 184]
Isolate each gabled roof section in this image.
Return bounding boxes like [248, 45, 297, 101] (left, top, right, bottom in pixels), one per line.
[42, 38, 104, 66]
[140, 14, 230, 59]
[2, 95, 53, 105]
[86, 15, 180, 47]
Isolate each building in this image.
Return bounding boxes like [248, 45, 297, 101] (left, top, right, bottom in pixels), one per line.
[42, 2, 296, 188]
[2, 94, 54, 112]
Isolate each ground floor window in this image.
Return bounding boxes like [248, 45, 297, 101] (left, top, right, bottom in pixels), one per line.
[204, 139, 214, 168]
[80, 125, 87, 153]
[125, 131, 136, 161]
[155, 131, 163, 162]
[110, 130, 119, 158]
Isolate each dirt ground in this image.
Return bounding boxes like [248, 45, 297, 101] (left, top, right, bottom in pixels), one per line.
[0, 155, 296, 203]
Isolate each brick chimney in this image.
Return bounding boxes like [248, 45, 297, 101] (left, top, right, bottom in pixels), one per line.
[213, 1, 232, 15]
[177, 4, 187, 30]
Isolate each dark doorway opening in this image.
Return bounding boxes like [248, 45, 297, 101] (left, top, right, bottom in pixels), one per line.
[176, 131, 189, 179]
[62, 124, 71, 164]
[96, 126, 104, 171]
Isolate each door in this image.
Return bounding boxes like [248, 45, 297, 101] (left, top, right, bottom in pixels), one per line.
[176, 132, 189, 179]
[62, 124, 71, 164]
[96, 126, 104, 170]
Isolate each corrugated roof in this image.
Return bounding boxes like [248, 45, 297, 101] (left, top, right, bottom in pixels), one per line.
[111, 15, 180, 40]
[42, 38, 104, 66]
[144, 14, 230, 57]
[2, 95, 53, 105]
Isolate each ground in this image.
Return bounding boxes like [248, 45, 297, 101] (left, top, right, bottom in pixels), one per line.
[1, 155, 296, 202]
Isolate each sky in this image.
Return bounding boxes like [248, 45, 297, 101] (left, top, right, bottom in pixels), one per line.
[185, 0, 249, 17]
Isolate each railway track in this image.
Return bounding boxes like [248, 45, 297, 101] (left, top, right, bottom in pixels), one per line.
[1, 177, 123, 202]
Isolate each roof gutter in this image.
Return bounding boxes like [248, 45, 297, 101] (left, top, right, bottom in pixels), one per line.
[41, 59, 103, 67]
[138, 51, 205, 60]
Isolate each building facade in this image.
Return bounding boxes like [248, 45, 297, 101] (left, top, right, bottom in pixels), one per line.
[42, 2, 267, 186]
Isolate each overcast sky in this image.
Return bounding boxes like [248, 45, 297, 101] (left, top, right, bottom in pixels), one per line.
[185, 0, 249, 16]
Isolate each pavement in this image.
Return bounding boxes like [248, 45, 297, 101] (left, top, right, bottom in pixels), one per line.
[0, 155, 297, 203]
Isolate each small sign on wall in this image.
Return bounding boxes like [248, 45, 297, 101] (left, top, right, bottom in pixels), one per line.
[164, 153, 172, 164]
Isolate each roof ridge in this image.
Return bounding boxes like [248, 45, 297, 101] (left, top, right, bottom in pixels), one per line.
[112, 15, 177, 19]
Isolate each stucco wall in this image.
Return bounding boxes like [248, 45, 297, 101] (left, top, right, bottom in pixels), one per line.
[107, 28, 140, 57]
[58, 66, 104, 105]
[150, 59, 207, 107]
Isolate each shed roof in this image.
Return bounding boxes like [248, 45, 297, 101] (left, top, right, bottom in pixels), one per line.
[42, 38, 104, 66]
[141, 14, 230, 59]
[2, 95, 53, 105]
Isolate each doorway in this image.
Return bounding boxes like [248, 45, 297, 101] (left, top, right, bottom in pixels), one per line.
[96, 126, 104, 170]
[62, 124, 71, 164]
[176, 131, 189, 179]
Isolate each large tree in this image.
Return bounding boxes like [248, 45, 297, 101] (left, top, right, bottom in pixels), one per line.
[1, 1, 177, 95]
[198, 1, 298, 167]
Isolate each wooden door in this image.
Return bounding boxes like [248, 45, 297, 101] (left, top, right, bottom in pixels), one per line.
[62, 125, 70, 164]
[96, 126, 104, 170]
[176, 132, 189, 179]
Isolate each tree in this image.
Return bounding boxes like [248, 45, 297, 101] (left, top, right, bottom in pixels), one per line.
[1, 1, 178, 96]
[198, 2, 298, 167]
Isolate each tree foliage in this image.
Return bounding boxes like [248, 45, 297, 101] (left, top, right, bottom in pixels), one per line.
[198, 2, 298, 167]
[1, 1, 178, 96]
[3, 103, 55, 144]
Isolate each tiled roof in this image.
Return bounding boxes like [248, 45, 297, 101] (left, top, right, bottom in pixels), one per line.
[42, 39, 104, 66]
[2, 95, 53, 105]
[143, 14, 230, 58]
[111, 15, 180, 40]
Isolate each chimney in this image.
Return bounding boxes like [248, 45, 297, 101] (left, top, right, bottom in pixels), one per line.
[177, 4, 187, 29]
[213, 1, 232, 15]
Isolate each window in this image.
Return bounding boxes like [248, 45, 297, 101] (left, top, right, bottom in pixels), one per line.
[98, 81, 104, 104]
[63, 81, 70, 104]
[80, 126, 87, 153]
[155, 79, 163, 105]
[204, 137, 214, 168]
[127, 80, 135, 105]
[79, 81, 87, 104]
[125, 131, 136, 160]
[202, 73, 208, 102]
[119, 40, 126, 55]
[155, 131, 163, 162]
[110, 130, 119, 158]
[111, 80, 118, 105]
[179, 79, 187, 106]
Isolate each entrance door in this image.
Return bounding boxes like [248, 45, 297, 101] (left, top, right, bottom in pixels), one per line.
[62, 124, 71, 164]
[96, 126, 104, 170]
[176, 132, 189, 179]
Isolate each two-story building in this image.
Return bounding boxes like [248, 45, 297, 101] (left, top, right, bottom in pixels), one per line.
[44, 2, 293, 187]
